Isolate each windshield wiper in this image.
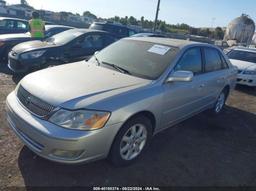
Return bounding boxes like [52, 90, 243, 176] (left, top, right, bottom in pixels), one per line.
[102, 62, 131, 75]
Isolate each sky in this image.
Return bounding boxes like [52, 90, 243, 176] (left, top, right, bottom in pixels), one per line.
[5, 0, 256, 27]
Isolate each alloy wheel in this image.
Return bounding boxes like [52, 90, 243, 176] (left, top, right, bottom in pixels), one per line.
[119, 124, 147, 161]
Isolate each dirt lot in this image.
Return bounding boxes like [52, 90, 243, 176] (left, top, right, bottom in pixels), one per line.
[0, 65, 256, 189]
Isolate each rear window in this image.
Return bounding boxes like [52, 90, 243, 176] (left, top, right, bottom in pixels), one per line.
[90, 24, 104, 31]
[90, 23, 128, 37]
[227, 50, 256, 63]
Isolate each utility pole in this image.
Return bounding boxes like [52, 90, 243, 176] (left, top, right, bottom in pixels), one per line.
[153, 0, 161, 32]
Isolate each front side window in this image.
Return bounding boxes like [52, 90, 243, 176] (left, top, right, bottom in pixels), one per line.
[204, 48, 222, 72]
[82, 34, 104, 48]
[175, 48, 202, 75]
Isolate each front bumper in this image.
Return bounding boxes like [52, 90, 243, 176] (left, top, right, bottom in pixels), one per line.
[8, 52, 45, 74]
[236, 74, 256, 87]
[6, 92, 122, 164]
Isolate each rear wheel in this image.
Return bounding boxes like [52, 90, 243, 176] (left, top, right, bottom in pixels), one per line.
[210, 89, 228, 115]
[109, 115, 152, 167]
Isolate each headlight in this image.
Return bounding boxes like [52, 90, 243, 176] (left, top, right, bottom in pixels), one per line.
[49, 109, 111, 131]
[243, 70, 256, 75]
[20, 50, 46, 59]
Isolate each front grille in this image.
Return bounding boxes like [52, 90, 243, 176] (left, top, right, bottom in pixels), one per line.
[17, 86, 55, 117]
[9, 58, 23, 70]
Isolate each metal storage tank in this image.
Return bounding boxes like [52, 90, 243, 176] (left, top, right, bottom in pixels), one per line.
[252, 33, 256, 45]
[224, 14, 255, 46]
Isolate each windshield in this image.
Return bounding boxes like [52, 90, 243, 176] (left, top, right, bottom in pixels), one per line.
[91, 39, 179, 80]
[228, 50, 256, 64]
[45, 29, 83, 45]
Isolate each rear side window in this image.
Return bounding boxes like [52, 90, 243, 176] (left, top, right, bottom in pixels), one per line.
[0, 20, 6, 27]
[129, 30, 136, 36]
[114, 27, 128, 37]
[17, 21, 27, 29]
[204, 48, 222, 72]
[104, 35, 116, 46]
[82, 34, 104, 48]
[175, 48, 202, 75]
[220, 54, 229, 69]
[6, 20, 15, 29]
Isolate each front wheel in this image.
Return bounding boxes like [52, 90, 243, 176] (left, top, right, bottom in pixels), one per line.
[108, 115, 152, 167]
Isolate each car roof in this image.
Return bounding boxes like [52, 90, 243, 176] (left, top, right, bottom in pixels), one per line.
[232, 47, 256, 53]
[45, 25, 74, 30]
[68, 28, 110, 34]
[92, 22, 134, 29]
[126, 37, 203, 48]
[0, 17, 28, 22]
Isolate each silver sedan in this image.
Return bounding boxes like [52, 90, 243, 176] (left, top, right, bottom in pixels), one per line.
[6, 37, 237, 166]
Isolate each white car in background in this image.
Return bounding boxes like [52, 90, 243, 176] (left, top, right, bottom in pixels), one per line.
[227, 47, 256, 87]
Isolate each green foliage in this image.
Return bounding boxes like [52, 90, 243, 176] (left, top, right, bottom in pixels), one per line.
[99, 13, 225, 39]
[83, 11, 97, 19]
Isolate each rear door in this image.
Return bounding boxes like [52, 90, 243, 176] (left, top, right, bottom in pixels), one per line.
[162, 47, 209, 128]
[200, 47, 228, 104]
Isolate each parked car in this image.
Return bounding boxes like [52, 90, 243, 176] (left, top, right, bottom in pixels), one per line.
[0, 25, 74, 63]
[6, 38, 237, 166]
[89, 22, 137, 38]
[132, 33, 166, 38]
[8, 29, 117, 74]
[0, 17, 29, 34]
[227, 47, 256, 87]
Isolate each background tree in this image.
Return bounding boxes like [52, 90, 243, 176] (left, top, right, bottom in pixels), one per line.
[83, 11, 97, 19]
[60, 11, 69, 21]
[128, 16, 138, 25]
[214, 27, 224, 40]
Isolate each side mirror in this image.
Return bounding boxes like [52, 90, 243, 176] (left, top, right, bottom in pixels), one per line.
[166, 70, 194, 83]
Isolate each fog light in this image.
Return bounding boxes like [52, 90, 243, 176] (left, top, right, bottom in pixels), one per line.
[51, 149, 84, 159]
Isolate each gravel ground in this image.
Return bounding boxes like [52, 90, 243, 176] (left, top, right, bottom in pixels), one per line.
[0, 65, 256, 189]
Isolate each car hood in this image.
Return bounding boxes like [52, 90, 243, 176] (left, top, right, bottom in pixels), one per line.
[230, 59, 256, 71]
[0, 33, 30, 40]
[19, 61, 151, 108]
[12, 40, 56, 53]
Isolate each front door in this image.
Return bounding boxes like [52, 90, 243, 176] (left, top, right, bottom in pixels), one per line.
[162, 47, 208, 128]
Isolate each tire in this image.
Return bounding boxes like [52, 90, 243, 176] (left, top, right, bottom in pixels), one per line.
[210, 89, 228, 115]
[108, 115, 153, 167]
